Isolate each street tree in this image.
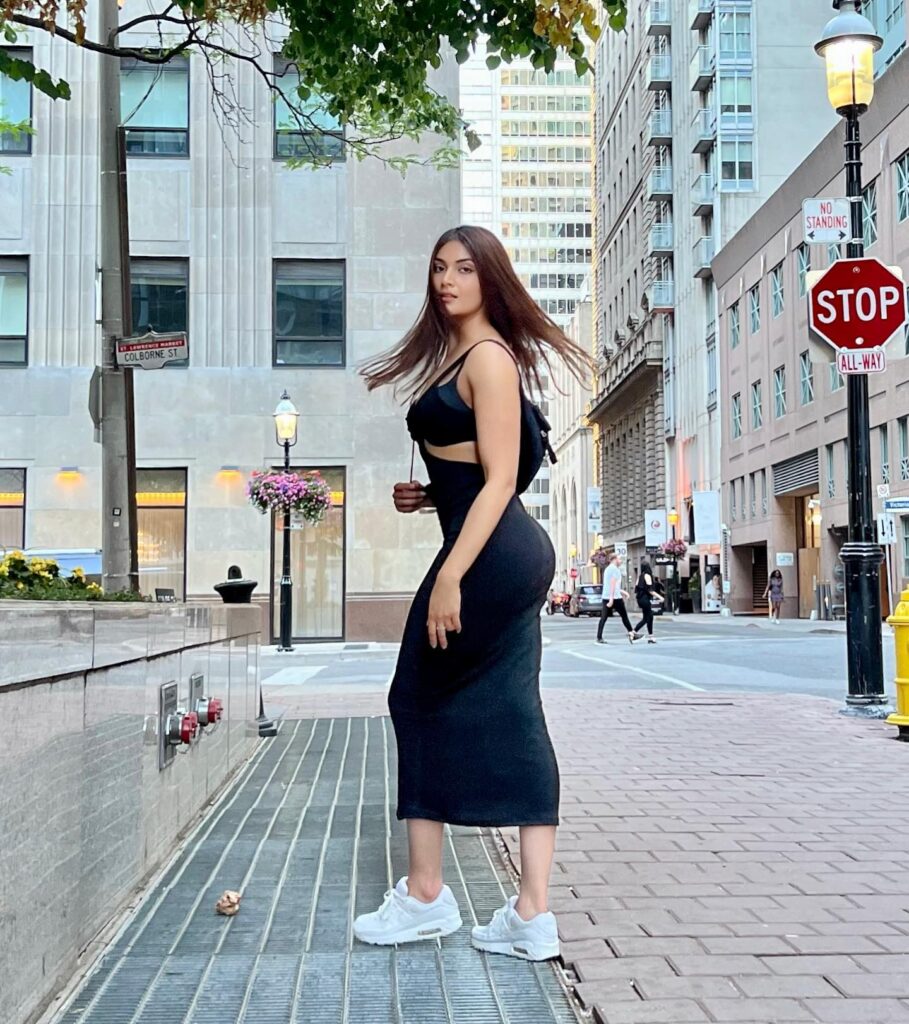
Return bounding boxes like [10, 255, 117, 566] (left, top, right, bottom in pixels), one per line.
[2, 0, 628, 167]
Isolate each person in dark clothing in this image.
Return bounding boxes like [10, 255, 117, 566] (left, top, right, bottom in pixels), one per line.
[596, 552, 637, 644]
[633, 561, 660, 644]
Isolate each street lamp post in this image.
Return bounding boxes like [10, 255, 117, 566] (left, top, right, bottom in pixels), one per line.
[274, 391, 299, 653]
[668, 506, 679, 614]
[815, 1, 889, 714]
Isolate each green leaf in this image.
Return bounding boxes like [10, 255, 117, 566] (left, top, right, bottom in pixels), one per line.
[485, 53, 501, 70]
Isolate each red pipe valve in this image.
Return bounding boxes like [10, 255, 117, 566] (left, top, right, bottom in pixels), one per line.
[195, 697, 224, 728]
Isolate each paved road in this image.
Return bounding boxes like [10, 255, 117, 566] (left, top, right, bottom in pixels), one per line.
[262, 614, 899, 706]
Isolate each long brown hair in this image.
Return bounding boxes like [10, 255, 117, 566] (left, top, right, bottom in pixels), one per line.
[360, 225, 592, 399]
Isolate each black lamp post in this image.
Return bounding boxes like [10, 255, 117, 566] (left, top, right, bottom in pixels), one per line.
[274, 390, 299, 653]
[668, 506, 679, 614]
[815, 1, 889, 715]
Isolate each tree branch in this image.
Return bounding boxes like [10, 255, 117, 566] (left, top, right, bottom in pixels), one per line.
[9, 13, 194, 61]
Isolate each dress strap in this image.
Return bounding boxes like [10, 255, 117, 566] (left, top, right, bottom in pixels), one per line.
[432, 338, 517, 386]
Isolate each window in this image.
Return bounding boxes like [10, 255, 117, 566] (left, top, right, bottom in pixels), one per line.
[749, 284, 760, 333]
[0, 257, 27, 365]
[721, 138, 754, 189]
[271, 467, 345, 640]
[826, 444, 836, 498]
[274, 260, 345, 366]
[863, 181, 879, 248]
[718, 10, 752, 60]
[130, 259, 189, 367]
[827, 241, 842, 264]
[729, 480, 737, 522]
[0, 468, 25, 549]
[751, 380, 762, 429]
[728, 301, 741, 349]
[761, 468, 768, 515]
[273, 60, 345, 161]
[136, 469, 186, 601]
[773, 365, 787, 418]
[719, 74, 753, 125]
[796, 244, 810, 298]
[0, 48, 32, 153]
[897, 150, 909, 222]
[829, 360, 845, 392]
[903, 515, 909, 582]
[528, 504, 550, 522]
[749, 473, 756, 517]
[800, 351, 814, 405]
[707, 342, 717, 409]
[881, 423, 891, 484]
[731, 392, 742, 438]
[899, 416, 909, 481]
[121, 55, 189, 156]
[771, 263, 784, 318]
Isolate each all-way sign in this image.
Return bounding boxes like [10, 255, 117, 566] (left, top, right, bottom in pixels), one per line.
[802, 197, 850, 244]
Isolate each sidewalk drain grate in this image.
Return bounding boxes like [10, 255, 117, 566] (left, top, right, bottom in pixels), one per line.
[52, 717, 584, 1024]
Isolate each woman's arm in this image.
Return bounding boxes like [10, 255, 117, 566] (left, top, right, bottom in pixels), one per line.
[426, 344, 520, 648]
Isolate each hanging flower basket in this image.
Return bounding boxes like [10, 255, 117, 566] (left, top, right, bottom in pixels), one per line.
[660, 538, 688, 559]
[246, 470, 332, 525]
[590, 546, 609, 569]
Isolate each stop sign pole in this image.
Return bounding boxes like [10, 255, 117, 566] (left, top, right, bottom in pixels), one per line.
[823, 97, 888, 714]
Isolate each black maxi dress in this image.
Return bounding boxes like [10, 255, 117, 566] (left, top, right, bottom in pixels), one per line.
[388, 344, 560, 828]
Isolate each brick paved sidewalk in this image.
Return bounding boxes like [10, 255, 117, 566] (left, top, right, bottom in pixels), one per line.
[270, 685, 909, 1022]
[500, 691, 909, 1024]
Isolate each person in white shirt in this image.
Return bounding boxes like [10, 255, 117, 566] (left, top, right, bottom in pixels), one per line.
[596, 553, 638, 644]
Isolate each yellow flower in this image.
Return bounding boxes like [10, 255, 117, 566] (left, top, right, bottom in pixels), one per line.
[16, 581, 25, 590]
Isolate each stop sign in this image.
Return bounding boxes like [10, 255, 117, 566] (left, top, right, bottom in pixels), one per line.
[569, 567, 578, 578]
[808, 257, 908, 351]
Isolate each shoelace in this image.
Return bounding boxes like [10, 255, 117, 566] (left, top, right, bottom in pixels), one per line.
[374, 888, 399, 921]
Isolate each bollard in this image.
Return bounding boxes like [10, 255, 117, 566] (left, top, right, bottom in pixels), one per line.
[886, 587, 909, 740]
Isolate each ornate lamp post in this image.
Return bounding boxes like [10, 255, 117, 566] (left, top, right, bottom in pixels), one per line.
[274, 390, 299, 653]
[815, 1, 889, 714]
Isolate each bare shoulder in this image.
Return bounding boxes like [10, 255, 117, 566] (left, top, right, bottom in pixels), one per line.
[463, 338, 520, 387]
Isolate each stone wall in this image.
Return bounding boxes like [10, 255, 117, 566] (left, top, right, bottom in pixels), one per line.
[0, 601, 261, 1024]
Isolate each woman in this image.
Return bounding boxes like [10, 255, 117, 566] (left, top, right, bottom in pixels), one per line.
[764, 568, 784, 622]
[633, 561, 660, 644]
[356, 225, 588, 961]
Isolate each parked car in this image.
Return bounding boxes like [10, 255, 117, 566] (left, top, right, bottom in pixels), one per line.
[566, 584, 603, 618]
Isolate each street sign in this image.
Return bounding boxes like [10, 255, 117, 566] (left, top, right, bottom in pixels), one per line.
[877, 483, 891, 499]
[654, 554, 675, 566]
[615, 542, 628, 558]
[776, 552, 795, 567]
[116, 330, 188, 370]
[836, 348, 887, 375]
[569, 567, 578, 579]
[877, 513, 897, 546]
[885, 497, 909, 512]
[802, 197, 850, 244]
[808, 258, 908, 359]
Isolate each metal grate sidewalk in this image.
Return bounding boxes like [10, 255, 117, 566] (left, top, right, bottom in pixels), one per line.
[53, 717, 583, 1024]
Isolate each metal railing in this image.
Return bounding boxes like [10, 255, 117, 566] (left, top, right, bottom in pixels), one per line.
[694, 235, 716, 267]
[650, 165, 674, 194]
[649, 222, 674, 250]
[648, 106, 673, 140]
[692, 172, 714, 213]
[649, 279, 675, 308]
[649, 52, 673, 86]
[690, 45, 715, 90]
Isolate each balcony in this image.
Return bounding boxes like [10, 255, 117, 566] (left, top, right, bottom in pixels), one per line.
[692, 172, 714, 216]
[649, 221, 674, 254]
[689, 0, 715, 31]
[693, 235, 715, 278]
[648, 52, 672, 91]
[589, 328, 665, 420]
[647, 279, 675, 311]
[648, 165, 673, 199]
[691, 106, 716, 154]
[645, 0, 672, 36]
[690, 45, 716, 91]
[647, 106, 673, 146]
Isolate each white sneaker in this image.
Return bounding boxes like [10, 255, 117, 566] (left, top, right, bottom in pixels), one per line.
[353, 877, 462, 946]
[471, 895, 560, 961]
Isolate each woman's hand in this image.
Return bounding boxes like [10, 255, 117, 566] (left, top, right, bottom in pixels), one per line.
[393, 480, 430, 513]
[427, 572, 461, 649]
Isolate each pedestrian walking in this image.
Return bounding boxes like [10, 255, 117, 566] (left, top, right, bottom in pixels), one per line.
[763, 568, 784, 622]
[596, 552, 638, 645]
[632, 561, 661, 644]
[357, 225, 589, 961]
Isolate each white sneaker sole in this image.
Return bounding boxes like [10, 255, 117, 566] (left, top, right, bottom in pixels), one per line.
[353, 910, 462, 946]
[470, 934, 561, 961]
